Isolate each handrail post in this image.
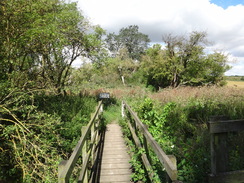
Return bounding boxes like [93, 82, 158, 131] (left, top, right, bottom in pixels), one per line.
[91, 117, 95, 164]
[100, 103, 103, 113]
[166, 155, 177, 183]
[58, 160, 67, 183]
[82, 126, 88, 183]
[143, 134, 150, 163]
[121, 101, 125, 118]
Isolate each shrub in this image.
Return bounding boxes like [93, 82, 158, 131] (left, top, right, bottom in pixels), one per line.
[128, 87, 244, 182]
[0, 88, 97, 182]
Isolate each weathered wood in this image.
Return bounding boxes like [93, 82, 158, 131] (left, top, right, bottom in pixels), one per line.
[166, 155, 178, 183]
[58, 101, 102, 183]
[127, 122, 154, 180]
[58, 160, 67, 183]
[208, 117, 244, 183]
[99, 123, 132, 183]
[209, 170, 244, 183]
[80, 112, 101, 182]
[78, 149, 92, 183]
[210, 133, 228, 174]
[209, 119, 244, 133]
[123, 101, 178, 181]
[90, 120, 95, 164]
[82, 126, 88, 183]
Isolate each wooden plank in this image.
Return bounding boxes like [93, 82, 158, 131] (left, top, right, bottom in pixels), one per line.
[124, 101, 178, 181]
[101, 169, 131, 175]
[209, 118, 244, 175]
[210, 133, 229, 174]
[101, 158, 130, 164]
[99, 123, 132, 183]
[209, 119, 244, 133]
[99, 174, 131, 182]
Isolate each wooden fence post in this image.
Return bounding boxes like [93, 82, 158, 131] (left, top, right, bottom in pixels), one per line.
[143, 134, 150, 162]
[208, 118, 244, 183]
[210, 132, 228, 174]
[165, 155, 177, 183]
[58, 160, 67, 183]
[100, 103, 103, 113]
[209, 116, 229, 174]
[82, 126, 88, 183]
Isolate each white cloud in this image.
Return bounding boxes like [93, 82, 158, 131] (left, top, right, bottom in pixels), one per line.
[77, 0, 244, 75]
[226, 64, 244, 76]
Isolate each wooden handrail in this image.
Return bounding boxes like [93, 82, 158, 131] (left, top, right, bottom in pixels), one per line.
[122, 101, 180, 182]
[209, 119, 244, 133]
[58, 101, 103, 183]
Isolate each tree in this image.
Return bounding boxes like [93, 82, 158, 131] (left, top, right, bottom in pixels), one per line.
[140, 31, 231, 89]
[0, 0, 104, 92]
[105, 25, 150, 60]
[140, 44, 172, 89]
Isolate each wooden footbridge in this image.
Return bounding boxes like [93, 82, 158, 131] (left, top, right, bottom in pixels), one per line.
[57, 96, 244, 183]
[58, 99, 181, 183]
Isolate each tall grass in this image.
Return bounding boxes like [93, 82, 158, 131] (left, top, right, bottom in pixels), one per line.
[150, 86, 244, 104]
[124, 86, 244, 182]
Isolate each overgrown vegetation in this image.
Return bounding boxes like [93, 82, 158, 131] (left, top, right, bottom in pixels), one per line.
[121, 86, 244, 182]
[0, 0, 241, 182]
[0, 0, 104, 92]
[0, 85, 97, 182]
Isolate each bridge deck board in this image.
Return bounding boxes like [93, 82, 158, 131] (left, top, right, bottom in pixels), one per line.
[99, 123, 132, 183]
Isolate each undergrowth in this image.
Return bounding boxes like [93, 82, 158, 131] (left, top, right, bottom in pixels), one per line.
[122, 86, 244, 183]
[0, 87, 97, 182]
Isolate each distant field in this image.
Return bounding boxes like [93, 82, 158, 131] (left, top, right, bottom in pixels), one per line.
[227, 80, 244, 88]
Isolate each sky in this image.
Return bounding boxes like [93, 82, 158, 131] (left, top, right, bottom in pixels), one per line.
[75, 0, 244, 76]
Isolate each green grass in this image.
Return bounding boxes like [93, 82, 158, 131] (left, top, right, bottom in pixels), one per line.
[102, 101, 122, 124]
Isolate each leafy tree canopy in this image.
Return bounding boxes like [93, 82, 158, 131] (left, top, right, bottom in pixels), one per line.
[105, 25, 150, 60]
[0, 0, 104, 92]
[140, 31, 231, 90]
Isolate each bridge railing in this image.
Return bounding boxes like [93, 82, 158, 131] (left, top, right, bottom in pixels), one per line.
[122, 101, 182, 183]
[58, 101, 103, 183]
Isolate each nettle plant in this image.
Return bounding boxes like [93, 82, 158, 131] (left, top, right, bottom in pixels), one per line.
[136, 98, 176, 153]
[124, 98, 176, 182]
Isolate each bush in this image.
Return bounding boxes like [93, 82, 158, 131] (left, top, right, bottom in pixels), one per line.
[128, 87, 244, 182]
[0, 88, 97, 182]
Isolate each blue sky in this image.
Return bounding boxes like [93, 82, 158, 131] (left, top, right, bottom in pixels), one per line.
[76, 0, 244, 76]
[211, 0, 244, 9]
